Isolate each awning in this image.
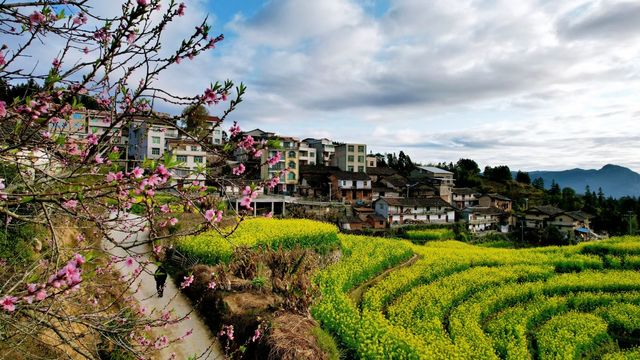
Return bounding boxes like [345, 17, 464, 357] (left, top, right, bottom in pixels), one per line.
[576, 227, 590, 233]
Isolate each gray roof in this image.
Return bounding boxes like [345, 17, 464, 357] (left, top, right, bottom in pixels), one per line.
[330, 171, 371, 181]
[527, 205, 564, 216]
[376, 196, 452, 208]
[463, 206, 505, 215]
[417, 166, 453, 174]
[453, 188, 478, 195]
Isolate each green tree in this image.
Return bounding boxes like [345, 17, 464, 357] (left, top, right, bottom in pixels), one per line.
[515, 171, 531, 184]
[182, 104, 210, 138]
[532, 177, 545, 190]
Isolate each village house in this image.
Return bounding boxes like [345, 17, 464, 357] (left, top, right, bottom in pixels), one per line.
[328, 171, 372, 204]
[524, 205, 593, 235]
[452, 188, 480, 209]
[332, 143, 367, 173]
[374, 197, 455, 226]
[372, 174, 408, 199]
[461, 206, 507, 233]
[479, 193, 513, 212]
[302, 138, 335, 166]
[409, 166, 455, 204]
[166, 139, 207, 185]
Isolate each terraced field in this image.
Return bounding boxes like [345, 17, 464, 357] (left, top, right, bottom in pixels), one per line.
[313, 235, 640, 359]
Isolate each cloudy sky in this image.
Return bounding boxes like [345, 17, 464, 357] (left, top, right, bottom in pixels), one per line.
[15, 0, 640, 172]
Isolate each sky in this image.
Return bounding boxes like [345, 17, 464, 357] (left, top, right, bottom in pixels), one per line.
[11, 0, 640, 172]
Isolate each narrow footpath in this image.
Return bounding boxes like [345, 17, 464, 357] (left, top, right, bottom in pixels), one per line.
[103, 213, 223, 360]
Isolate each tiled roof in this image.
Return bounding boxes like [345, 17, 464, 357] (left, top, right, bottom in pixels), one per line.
[330, 171, 371, 181]
[527, 205, 564, 216]
[377, 197, 452, 208]
[565, 211, 593, 221]
[366, 167, 397, 176]
[483, 193, 511, 201]
[453, 188, 478, 195]
[463, 206, 505, 215]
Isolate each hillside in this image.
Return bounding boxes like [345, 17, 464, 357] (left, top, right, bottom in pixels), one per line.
[528, 164, 640, 198]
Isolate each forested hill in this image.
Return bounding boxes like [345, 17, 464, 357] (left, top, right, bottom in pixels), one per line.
[527, 164, 640, 198]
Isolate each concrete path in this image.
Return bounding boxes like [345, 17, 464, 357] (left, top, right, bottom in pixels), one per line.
[103, 213, 223, 360]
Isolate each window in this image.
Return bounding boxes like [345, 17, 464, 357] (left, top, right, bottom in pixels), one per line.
[348, 166, 354, 172]
[191, 145, 198, 151]
[194, 156, 203, 163]
[288, 161, 296, 169]
[342, 180, 347, 186]
[215, 130, 221, 134]
[358, 155, 365, 162]
[358, 145, 365, 153]
[358, 166, 365, 172]
[363, 181, 368, 186]
[348, 155, 354, 162]
[72, 113, 83, 119]
[176, 155, 187, 163]
[214, 139, 221, 144]
[288, 172, 296, 180]
[151, 147, 160, 155]
[152, 136, 161, 144]
[348, 145, 354, 152]
[288, 151, 296, 158]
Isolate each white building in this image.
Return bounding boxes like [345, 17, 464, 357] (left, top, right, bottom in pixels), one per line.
[452, 188, 480, 209]
[374, 197, 455, 226]
[302, 138, 335, 166]
[461, 206, 505, 232]
[127, 117, 180, 162]
[166, 139, 207, 184]
[298, 142, 317, 166]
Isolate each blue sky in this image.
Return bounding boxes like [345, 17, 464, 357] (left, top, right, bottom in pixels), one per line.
[180, 0, 640, 173]
[14, 0, 640, 173]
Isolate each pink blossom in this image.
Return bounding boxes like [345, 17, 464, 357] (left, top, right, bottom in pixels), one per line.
[74, 253, 85, 265]
[204, 209, 223, 223]
[169, 218, 178, 226]
[203, 88, 218, 105]
[35, 290, 47, 301]
[240, 196, 253, 210]
[232, 163, 245, 176]
[154, 335, 169, 349]
[127, 32, 136, 45]
[86, 133, 98, 145]
[177, 3, 186, 16]
[153, 245, 163, 255]
[62, 199, 78, 209]
[94, 154, 104, 164]
[251, 327, 262, 342]
[219, 325, 234, 341]
[137, 0, 148, 6]
[252, 149, 263, 159]
[106, 171, 124, 182]
[238, 135, 255, 150]
[131, 167, 144, 179]
[265, 211, 273, 218]
[27, 284, 37, 293]
[229, 122, 241, 137]
[76, 234, 85, 242]
[52, 58, 61, 69]
[0, 52, 5, 67]
[28, 11, 46, 25]
[180, 275, 194, 289]
[267, 151, 281, 166]
[125, 257, 134, 267]
[42, 131, 51, 139]
[73, 12, 87, 25]
[0, 101, 6, 117]
[1, 296, 18, 312]
[160, 204, 170, 213]
[207, 281, 216, 289]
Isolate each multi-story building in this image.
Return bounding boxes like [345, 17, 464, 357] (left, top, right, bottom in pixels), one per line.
[127, 116, 180, 162]
[366, 154, 377, 168]
[204, 116, 224, 146]
[298, 142, 316, 166]
[479, 193, 512, 212]
[374, 197, 455, 226]
[333, 143, 367, 173]
[524, 206, 593, 233]
[461, 206, 507, 232]
[410, 166, 455, 204]
[328, 171, 372, 204]
[51, 110, 125, 142]
[302, 138, 335, 166]
[452, 188, 480, 209]
[259, 137, 300, 194]
[166, 139, 207, 185]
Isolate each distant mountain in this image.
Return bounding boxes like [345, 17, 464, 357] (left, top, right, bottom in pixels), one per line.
[526, 164, 640, 198]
